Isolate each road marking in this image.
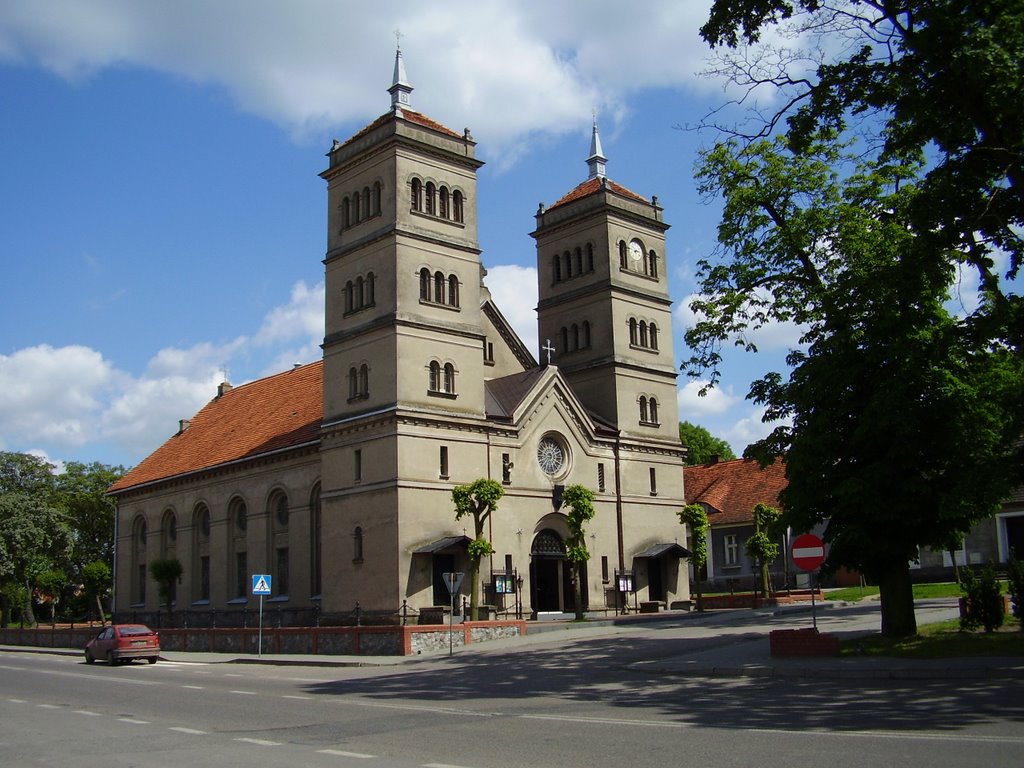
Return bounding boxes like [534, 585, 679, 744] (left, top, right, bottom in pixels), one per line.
[169, 727, 207, 735]
[283, 695, 311, 700]
[118, 718, 149, 724]
[73, 710, 102, 716]
[318, 749, 374, 758]
[423, 764, 479, 768]
[37, 704, 59, 709]
[230, 690, 257, 695]
[234, 737, 281, 746]
[224, 673, 243, 677]
[336, 699, 498, 717]
[7, 699, 26, 704]
[181, 685, 205, 690]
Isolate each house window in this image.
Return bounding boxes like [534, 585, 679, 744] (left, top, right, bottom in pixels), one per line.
[560, 326, 569, 353]
[440, 446, 449, 479]
[235, 552, 247, 598]
[342, 197, 350, 229]
[443, 363, 456, 393]
[348, 367, 358, 400]
[199, 556, 210, 601]
[353, 526, 364, 563]
[618, 240, 627, 268]
[420, 268, 431, 301]
[582, 320, 591, 348]
[434, 271, 445, 304]
[354, 449, 362, 483]
[439, 186, 450, 219]
[553, 254, 562, 282]
[602, 555, 609, 582]
[724, 534, 740, 566]
[359, 364, 369, 397]
[411, 178, 422, 212]
[639, 396, 649, 423]
[429, 360, 441, 391]
[564, 250, 572, 278]
[502, 452, 512, 484]
[629, 318, 638, 346]
[649, 251, 659, 279]
[310, 485, 321, 598]
[649, 397, 659, 425]
[453, 190, 464, 223]
[275, 547, 289, 597]
[649, 467, 658, 496]
[650, 323, 658, 350]
[274, 493, 289, 529]
[598, 463, 606, 492]
[586, 243, 594, 272]
[373, 182, 382, 216]
[575, 247, 583, 275]
[425, 182, 436, 215]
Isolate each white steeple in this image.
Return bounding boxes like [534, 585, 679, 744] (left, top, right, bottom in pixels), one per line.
[586, 116, 607, 180]
[388, 37, 413, 116]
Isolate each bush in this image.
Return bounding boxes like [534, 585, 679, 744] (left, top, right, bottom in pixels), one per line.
[959, 564, 1005, 633]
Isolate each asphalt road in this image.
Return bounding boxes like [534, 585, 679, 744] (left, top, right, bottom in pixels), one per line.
[2, 608, 1023, 767]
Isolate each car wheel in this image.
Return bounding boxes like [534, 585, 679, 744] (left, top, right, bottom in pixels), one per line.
[84, 650, 94, 664]
[147, 656, 158, 664]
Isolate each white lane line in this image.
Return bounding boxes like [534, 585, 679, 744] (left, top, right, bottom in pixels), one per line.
[282, 695, 311, 700]
[182, 685, 205, 690]
[73, 710, 102, 717]
[223, 673, 243, 677]
[7, 699, 27, 704]
[318, 749, 375, 758]
[118, 718, 150, 724]
[37, 704, 60, 709]
[234, 737, 281, 746]
[423, 764, 479, 768]
[230, 690, 257, 695]
[169, 727, 207, 735]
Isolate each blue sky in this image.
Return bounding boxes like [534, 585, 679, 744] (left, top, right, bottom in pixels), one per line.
[0, 1, 812, 469]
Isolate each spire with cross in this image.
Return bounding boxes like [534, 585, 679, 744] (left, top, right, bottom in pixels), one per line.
[542, 339, 556, 366]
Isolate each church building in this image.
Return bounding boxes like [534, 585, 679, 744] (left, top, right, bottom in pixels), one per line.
[108, 50, 690, 624]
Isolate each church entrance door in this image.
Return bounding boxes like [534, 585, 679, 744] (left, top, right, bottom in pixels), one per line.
[530, 530, 575, 614]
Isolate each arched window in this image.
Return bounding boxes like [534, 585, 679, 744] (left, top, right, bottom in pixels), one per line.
[192, 503, 211, 602]
[640, 321, 649, 348]
[429, 360, 441, 391]
[572, 323, 580, 351]
[411, 178, 422, 212]
[359, 364, 369, 396]
[348, 367, 358, 399]
[586, 243, 594, 272]
[345, 281, 354, 313]
[453, 190, 464, 222]
[649, 397, 659, 425]
[425, 182, 436, 215]
[342, 197, 350, 229]
[310, 485, 321, 597]
[365, 272, 375, 306]
[650, 323, 658, 350]
[553, 254, 562, 282]
[160, 509, 177, 560]
[639, 396, 649, 423]
[560, 326, 569, 353]
[629, 318, 638, 346]
[443, 363, 456, 393]
[419, 268, 431, 301]
[564, 251, 572, 278]
[352, 189, 361, 223]
[448, 274, 459, 307]
[273, 492, 289, 529]
[434, 271, 445, 304]
[619, 241, 627, 269]
[649, 251, 658, 279]
[582, 320, 591, 348]
[355, 276, 365, 310]
[575, 247, 583, 275]
[362, 187, 371, 220]
[353, 526, 364, 563]
[439, 186, 450, 219]
[131, 516, 147, 605]
[373, 182, 382, 216]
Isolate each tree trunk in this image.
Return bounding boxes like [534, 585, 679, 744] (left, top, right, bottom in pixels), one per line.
[878, 564, 917, 637]
[695, 563, 704, 612]
[22, 580, 37, 628]
[572, 563, 585, 621]
[469, 557, 480, 621]
[95, 593, 107, 627]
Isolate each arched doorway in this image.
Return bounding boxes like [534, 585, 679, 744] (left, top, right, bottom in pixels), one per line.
[530, 529, 584, 615]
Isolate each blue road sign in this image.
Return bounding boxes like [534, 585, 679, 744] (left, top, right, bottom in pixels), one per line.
[252, 574, 272, 595]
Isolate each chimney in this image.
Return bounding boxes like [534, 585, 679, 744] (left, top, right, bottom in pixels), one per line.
[708, 455, 720, 465]
[178, 419, 191, 434]
[217, 381, 233, 398]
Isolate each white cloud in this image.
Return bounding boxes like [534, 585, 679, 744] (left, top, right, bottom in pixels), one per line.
[723, 407, 790, 454]
[484, 263, 539, 357]
[674, 291, 806, 353]
[0, 1, 714, 156]
[677, 379, 740, 418]
[254, 280, 325, 347]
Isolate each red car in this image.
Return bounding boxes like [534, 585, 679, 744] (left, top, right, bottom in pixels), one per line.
[85, 624, 161, 665]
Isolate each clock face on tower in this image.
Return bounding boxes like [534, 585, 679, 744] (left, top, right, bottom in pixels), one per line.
[628, 240, 643, 265]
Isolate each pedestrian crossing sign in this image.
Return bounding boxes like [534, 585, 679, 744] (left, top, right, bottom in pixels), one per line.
[252, 574, 272, 595]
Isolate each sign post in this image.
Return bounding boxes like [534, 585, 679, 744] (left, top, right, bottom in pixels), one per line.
[791, 534, 825, 629]
[442, 572, 464, 656]
[251, 574, 272, 656]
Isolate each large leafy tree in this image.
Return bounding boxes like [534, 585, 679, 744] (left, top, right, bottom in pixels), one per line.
[678, 504, 709, 611]
[687, 133, 1023, 636]
[55, 461, 125, 579]
[452, 479, 504, 620]
[678, 421, 736, 465]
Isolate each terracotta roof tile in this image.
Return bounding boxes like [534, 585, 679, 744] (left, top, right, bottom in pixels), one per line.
[109, 362, 323, 493]
[684, 457, 787, 526]
[548, 177, 648, 211]
[341, 109, 461, 150]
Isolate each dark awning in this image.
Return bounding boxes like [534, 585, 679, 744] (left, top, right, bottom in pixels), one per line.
[634, 542, 693, 559]
[412, 535, 471, 554]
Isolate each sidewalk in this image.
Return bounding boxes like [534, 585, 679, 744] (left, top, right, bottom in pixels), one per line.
[4, 601, 1022, 680]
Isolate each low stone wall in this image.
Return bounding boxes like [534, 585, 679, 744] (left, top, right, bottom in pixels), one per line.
[769, 628, 841, 657]
[700, 590, 823, 610]
[0, 619, 527, 657]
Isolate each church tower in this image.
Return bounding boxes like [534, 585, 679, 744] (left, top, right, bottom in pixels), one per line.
[532, 122, 679, 443]
[320, 46, 486, 426]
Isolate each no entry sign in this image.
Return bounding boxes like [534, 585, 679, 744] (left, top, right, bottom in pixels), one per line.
[792, 533, 826, 571]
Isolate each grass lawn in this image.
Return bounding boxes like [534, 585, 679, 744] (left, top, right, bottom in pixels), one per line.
[826, 582, 971, 602]
[841, 618, 1024, 658]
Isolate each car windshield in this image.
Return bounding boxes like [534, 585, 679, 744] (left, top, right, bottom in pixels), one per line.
[118, 626, 154, 636]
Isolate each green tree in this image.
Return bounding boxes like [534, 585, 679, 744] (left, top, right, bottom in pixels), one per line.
[149, 558, 183, 618]
[745, 503, 782, 597]
[686, 133, 1023, 636]
[452, 479, 504, 620]
[34, 569, 67, 626]
[55, 461, 125, 579]
[959, 564, 1005, 633]
[82, 560, 112, 625]
[678, 422, 736, 466]
[678, 504, 709, 611]
[562, 485, 596, 621]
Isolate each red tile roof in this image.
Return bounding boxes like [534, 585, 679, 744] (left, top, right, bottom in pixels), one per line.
[684, 457, 787, 526]
[548, 176, 648, 211]
[109, 361, 323, 494]
[341, 109, 461, 150]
